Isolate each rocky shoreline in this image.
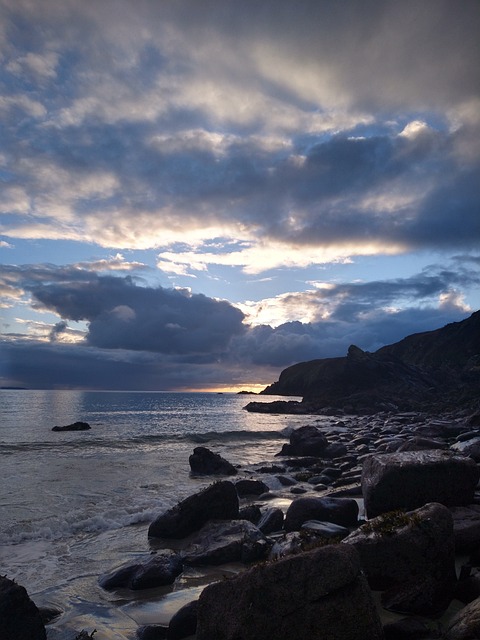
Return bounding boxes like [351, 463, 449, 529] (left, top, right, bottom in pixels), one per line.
[3, 408, 480, 639]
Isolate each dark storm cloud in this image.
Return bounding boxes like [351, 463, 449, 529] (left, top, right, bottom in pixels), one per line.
[28, 275, 245, 355]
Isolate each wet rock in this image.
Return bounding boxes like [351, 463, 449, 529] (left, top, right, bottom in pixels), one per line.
[99, 551, 183, 590]
[51, 421, 90, 432]
[183, 519, 269, 565]
[257, 507, 284, 534]
[235, 478, 269, 496]
[137, 625, 168, 639]
[362, 450, 480, 518]
[323, 442, 348, 458]
[396, 437, 446, 452]
[196, 544, 384, 640]
[300, 520, 350, 539]
[238, 504, 261, 524]
[343, 502, 456, 616]
[451, 437, 480, 462]
[444, 595, 480, 639]
[383, 616, 432, 639]
[278, 425, 328, 457]
[189, 447, 237, 476]
[284, 496, 359, 531]
[450, 505, 480, 552]
[148, 481, 239, 539]
[0, 575, 46, 640]
[167, 600, 198, 640]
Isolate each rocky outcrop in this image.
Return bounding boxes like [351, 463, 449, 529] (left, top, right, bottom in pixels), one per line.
[195, 544, 384, 640]
[0, 576, 46, 640]
[99, 551, 183, 590]
[148, 481, 239, 539]
[189, 447, 237, 476]
[277, 424, 328, 456]
[361, 450, 480, 518]
[254, 310, 480, 413]
[52, 421, 91, 432]
[444, 596, 480, 639]
[343, 503, 456, 615]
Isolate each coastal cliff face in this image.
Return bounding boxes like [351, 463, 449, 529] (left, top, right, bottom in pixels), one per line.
[260, 311, 480, 413]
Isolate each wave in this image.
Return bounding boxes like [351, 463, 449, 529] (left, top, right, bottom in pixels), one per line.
[0, 429, 286, 454]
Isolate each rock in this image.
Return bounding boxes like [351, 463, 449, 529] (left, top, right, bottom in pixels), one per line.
[183, 519, 269, 566]
[257, 507, 284, 534]
[167, 600, 198, 640]
[467, 413, 480, 427]
[362, 450, 480, 518]
[301, 520, 350, 538]
[235, 478, 269, 496]
[444, 595, 480, 639]
[195, 544, 384, 640]
[189, 447, 237, 476]
[38, 606, 62, 624]
[278, 425, 328, 456]
[51, 421, 91, 432]
[137, 625, 168, 639]
[396, 437, 446, 452]
[238, 504, 261, 524]
[99, 551, 183, 590]
[0, 575, 46, 640]
[455, 567, 480, 605]
[148, 481, 239, 539]
[451, 437, 480, 462]
[343, 502, 456, 616]
[284, 496, 359, 531]
[450, 505, 480, 552]
[383, 616, 432, 639]
[323, 442, 348, 458]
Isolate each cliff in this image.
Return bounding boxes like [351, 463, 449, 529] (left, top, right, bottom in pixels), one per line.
[250, 311, 480, 414]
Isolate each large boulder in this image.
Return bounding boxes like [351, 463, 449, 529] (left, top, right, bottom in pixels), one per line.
[278, 425, 328, 456]
[148, 481, 239, 539]
[0, 576, 46, 640]
[196, 544, 384, 640]
[343, 502, 456, 616]
[183, 520, 269, 565]
[189, 447, 237, 476]
[362, 450, 480, 518]
[99, 551, 183, 590]
[284, 496, 359, 532]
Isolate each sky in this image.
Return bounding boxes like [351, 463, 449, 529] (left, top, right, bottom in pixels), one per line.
[0, 0, 479, 392]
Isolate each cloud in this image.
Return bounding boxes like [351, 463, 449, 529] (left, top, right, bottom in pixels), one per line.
[26, 274, 245, 355]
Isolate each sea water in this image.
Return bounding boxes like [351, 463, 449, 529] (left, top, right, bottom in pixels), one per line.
[0, 390, 315, 638]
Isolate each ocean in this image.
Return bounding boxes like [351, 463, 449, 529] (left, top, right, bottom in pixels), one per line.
[0, 389, 316, 638]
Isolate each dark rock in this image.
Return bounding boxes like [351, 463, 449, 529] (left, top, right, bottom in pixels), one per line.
[383, 616, 432, 639]
[281, 425, 328, 456]
[451, 437, 480, 462]
[257, 507, 284, 534]
[300, 520, 350, 539]
[51, 421, 91, 432]
[276, 474, 297, 486]
[167, 600, 198, 640]
[148, 481, 239, 539]
[290, 486, 307, 494]
[0, 575, 46, 640]
[467, 413, 480, 427]
[137, 625, 168, 639]
[38, 606, 62, 624]
[450, 505, 480, 552]
[235, 478, 269, 496]
[323, 442, 348, 458]
[188, 447, 237, 476]
[343, 502, 456, 616]
[455, 568, 480, 605]
[196, 544, 384, 640]
[362, 450, 480, 518]
[99, 551, 183, 590]
[444, 595, 480, 639]
[284, 496, 359, 531]
[238, 504, 261, 524]
[183, 519, 269, 566]
[396, 437, 446, 452]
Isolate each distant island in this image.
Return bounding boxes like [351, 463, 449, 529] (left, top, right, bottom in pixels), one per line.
[246, 310, 480, 415]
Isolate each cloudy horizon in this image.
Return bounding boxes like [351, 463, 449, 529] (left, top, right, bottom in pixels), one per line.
[1, 0, 479, 391]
